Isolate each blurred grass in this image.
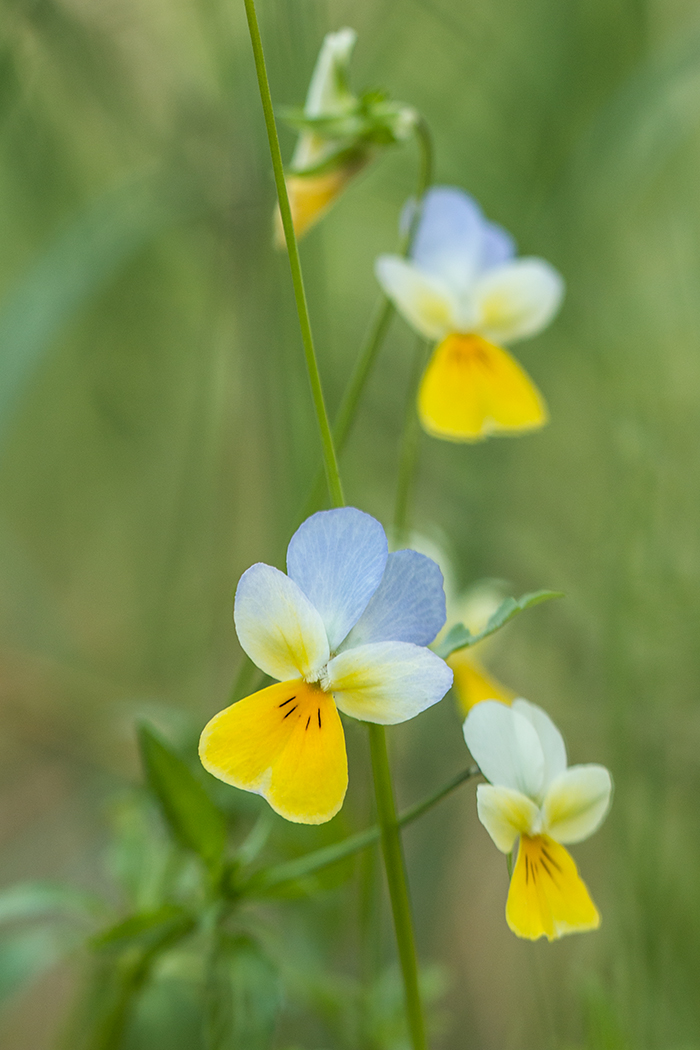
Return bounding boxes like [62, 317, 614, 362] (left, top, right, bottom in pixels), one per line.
[2, 0, 700, 1046]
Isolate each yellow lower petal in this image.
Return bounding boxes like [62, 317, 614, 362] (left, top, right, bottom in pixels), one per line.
[199, 679, 348, 825]
[506, 835, 600, 941]
[418, 334, 548, 442]
[447, 651, 516, 714]
[274, 166, 359, 245]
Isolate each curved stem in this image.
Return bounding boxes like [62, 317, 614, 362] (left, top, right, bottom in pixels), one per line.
[368, 724, 427, 1050]
[242, 0, 344, 508]
[241, 764, 477, 894]
[393, 337, 429, 540]
[302, 121, 434, 516]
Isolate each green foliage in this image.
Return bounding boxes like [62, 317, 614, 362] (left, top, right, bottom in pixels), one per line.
[204, 935, 281, 1050]
[435, 589, 564, 658]
[137, 725, 227, 871]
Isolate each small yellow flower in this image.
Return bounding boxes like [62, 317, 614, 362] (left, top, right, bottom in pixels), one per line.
[464, 699, 612, 940]
[375, 187, 564, 441]
[276, 28, 417, 243]
[200, 509, 452, 824]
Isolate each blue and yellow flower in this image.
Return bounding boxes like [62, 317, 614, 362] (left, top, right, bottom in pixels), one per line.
[200, 508, 453, 824]
[376, 187, 564, 441]
[463, 699, 612, 940]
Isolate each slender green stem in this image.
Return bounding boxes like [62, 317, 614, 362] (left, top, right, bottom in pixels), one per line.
[242, 0, 344, 508]
[368, 723, 427, 1050]
[303, 121, 434, 516]
[334, 118, 433, 458]
[394, 337, 429, 540]
[239, 765, 477, 893]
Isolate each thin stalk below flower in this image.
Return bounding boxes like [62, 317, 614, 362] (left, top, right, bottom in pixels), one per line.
[368, 723, 427, 1050]
[394, 337, 430, 541]
[303, 121, 434, 518]
[242, 0, 344, 508]
[240, 764, 477, 894]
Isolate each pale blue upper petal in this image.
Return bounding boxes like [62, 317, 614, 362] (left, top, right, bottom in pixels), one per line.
[340, 550, 446, 649]
[480, 221, 516, 271]
[409, 187, 487, 292]
[286, 508, 389, 651]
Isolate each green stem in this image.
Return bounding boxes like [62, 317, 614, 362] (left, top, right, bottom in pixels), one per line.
[394, 337, 429, 540]
[368, 723, 427, 1050]
[242, 0, 344, 508]
[303, 121, 434, 516]
[239, 765, 477, 893]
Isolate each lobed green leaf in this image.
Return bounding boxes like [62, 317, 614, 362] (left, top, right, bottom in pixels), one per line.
[434, 589, 564, 659]
[137, 724, 226, 869]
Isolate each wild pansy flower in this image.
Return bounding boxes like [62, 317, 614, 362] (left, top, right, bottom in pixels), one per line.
[276, 28, 417, 243]
[463, 699, 612, 941]
[375, 187, 564, 441]
[200, 508, 453, 824]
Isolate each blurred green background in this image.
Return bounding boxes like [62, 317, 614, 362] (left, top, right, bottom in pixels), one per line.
[1, 0, 700, 1046]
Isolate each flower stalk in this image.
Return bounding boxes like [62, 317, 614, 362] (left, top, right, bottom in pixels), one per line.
[369, 722, 428, 1050]
[242, 0, 344, 508]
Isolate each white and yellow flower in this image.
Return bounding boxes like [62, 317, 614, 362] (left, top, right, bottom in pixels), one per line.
[463, 699, 612, 940]
[375, 187, 564, 441]
[200, 508, 453, 824]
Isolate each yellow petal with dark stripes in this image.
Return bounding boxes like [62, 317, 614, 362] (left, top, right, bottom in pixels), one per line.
[506, 834, 600, 941]
[199, 679, 348, 825]
[448, 651, 516, 714]
[418, 334, 548, 442]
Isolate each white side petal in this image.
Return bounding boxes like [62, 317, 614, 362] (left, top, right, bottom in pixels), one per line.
[463, 701, 545, 798]
[325, 641, 453, 724]
[472, 258, 564, 344]
[375, 256, 458, 340]
[286, 508, 388, 652]
[234, 564, 330, 681]
[543, 765, 613, 844]
[340, 550, 446, 648]
[512, 699, 567, 790]
[305, 28, 357, 117]
[476, 784, 541, 853]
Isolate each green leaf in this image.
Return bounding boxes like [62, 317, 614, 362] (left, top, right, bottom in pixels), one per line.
[91, 905, 194, 953]
[435, 590, 564, 659]
[205, 936, 281, 1050]
[0, 881, 102, 926]
[137, 724, 227, 868]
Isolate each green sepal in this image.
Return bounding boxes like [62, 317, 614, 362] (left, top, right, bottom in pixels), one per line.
[435, 590, 564, 659]
[137, 724, 227, 869]
[204, 935, 281, 1050]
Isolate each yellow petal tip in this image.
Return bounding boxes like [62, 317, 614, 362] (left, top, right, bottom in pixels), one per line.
[199, 679, 348, 825]
[505, 835, 601, 941]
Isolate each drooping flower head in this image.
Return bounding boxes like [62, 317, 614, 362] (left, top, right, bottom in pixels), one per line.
[376, 187, 564, 441]
[200, 508, 453, 824]
[463, 700, 612, 940]
[277, 29, 418, 243]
